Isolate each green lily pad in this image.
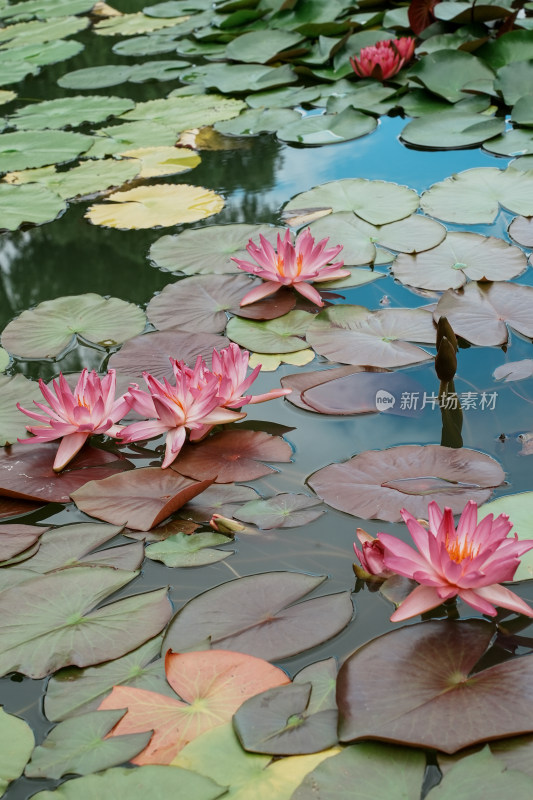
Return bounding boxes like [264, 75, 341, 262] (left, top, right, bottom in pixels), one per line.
[420, 166, 533, 223]
[180, 62, 297, 93]
[292, 742, 426, 800]
[5, 158, 141, 200]
[430, 747, 533, 799]
[144, 1, 214, 16]
[392, 232, 527, 290]
[179, 484, 260, 523]
[0, 60, 39, 86]
[94, 12, 188, 36]
[234, 494, 324, 529]
[29, 765, 226, 800]
[0, 182, 66, 230]
[245, 84, 323, 108]
[58, 65, 137, 90]
[0, 37, 83, 67]
[226, 311, 313, 354]
[25, 709, 152, 779]
[0, 707, 34, 796]
[83, 121, 178, 159]
[145, 531, 234, 567]
[0, 567, 172, 678]
[225, 29, 305, 63]
[408, 50, 495, 103]
[112, 33, 182, 57]
[214, 107, 300, 136]
[483, 127, 533, 156]
[1, 293, 146, 358]
[477, 492, 533, 581]
[0, 373, 44, 446]
[0, 16, 89, 48]
[494, 60, 533, 105]
[285, 179, 420, 225]
[44, 636, 169, 721]
[128, 59, 189, 83]
[149, 223, 285, 275]
[326, 82, 399, 116]
[277, 108, 377, 145]
[0, 348, 9, 372]
[0, 0, 95, 20]
[477, 30, 533, 69]
[512, 95, 533, 126]
[0, 130, 93, 174]
[8, 95, 135, 130]
[401, 112, 504, 149]
[119, 93, 246, 130]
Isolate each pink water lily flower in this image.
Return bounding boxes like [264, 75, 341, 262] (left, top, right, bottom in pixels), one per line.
[17, 369, 129, 472]
[232, 228, 349, 307]
[120, 357, 245, 469]
[378, 500, 533, 621]
[350, 37, 416, 81]
[353, 528, 395, 581]
[211, 343, 291, 408]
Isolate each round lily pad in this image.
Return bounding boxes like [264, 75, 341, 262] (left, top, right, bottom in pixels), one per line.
[0, 182, 66, 230]
[482, 128, 533, 157]
[84, 121, 179, 159]
[94, 12, 188, 36]
[508, 215, 533, 247]
[119, 94, 246, 130]
[0, 129, 93, 174]
[8, 95, 135, 130]
[180, 62, 297, 94]
[58, 65, 136, 90]
[401, 112, 504, 149]
[407, 50, 495, 103]
[225, 29, 305, 64]
[226, 311, 313, 354]
[112, 34, 182, 57]
[119, 146, 200, 179]
[0, 374, 43, 446]
[1, 293, 146, 358]
[5, 159, 141, 201]
[277, 108, 377, 146]
[214, 107, 301, 136]
[494, 60, 533, 106]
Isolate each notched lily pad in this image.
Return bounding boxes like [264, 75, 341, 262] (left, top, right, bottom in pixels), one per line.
[234, 494, 325, 529]
[145, 531, 234, 567]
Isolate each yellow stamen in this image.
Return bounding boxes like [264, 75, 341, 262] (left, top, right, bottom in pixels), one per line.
[445, 532, 480, 563]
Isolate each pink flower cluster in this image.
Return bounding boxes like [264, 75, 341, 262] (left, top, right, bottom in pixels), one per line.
[350, 37, 416, 81]
[354, 500, 533, 621]
[17, 344, 290, 471]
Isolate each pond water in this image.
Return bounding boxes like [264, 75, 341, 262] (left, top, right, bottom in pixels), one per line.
[1, 1, 533, 798]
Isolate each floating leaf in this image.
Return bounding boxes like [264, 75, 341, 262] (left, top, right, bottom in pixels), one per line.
[1, 293, 146, 358]
[120, 146, 200, 178]
[512, 95, 533, 127]
[408, 50, 495, 103]
[420, 167, 533, 223]
[0, 373, 43, 446]
[0, 60, 39, 86]
[493, 359, 533, 383]
[401, 112, 504, 149]
[277, 108, 377, 146]
[44, 637, 168, 722]
[0, 90, 16, 105]
[392, 232, 527, 290]
[215, 107, 301, 137]
[84, 120, 179, 159]
[0, 16, 89, 48]
[0, 130, 93, 174]
[478, 492, 533, 581]
[0, 0, 95, 21]
[234, 658, 338, 755]
[0, 707, 34, 796]
[145, 531, 233, 567]
[306, 306, 435, 368]
[483, 128, 533, 157]
[308, 444, 505, 522]
[180, 63, 297, 94]
[338, 619, 533, 753]
[0, 182, 66, 230]
[120, 93, 246, 130]
[71, 468, 213, 531]
[226, 311, 313, 354]
[0, 523, 47, 562]
[509, 215, 533, 247]
[248, 349, 315, 371]
[25, 709, 152, 779]
[477, 30, 533, 69]
[285, 179, 419, 225]
[99, 649, 289, 764]
[0, 497, 44, 520]
[85, 184, 224, 230]
[225, 29, 305, 64]
[179, 484, 259, 523]
[170, 430, 292, 483]
[29, 765, 225, 800]
[281, 365, 362, 412]
[94, 12, 188, 36]
[494, 60, 533, 107]
[5, 159, 141, 201]
[8, 95, 135, 131]
[112, 33, 183, 57]
[149, 223, 285, 276]
[163, 572, 353, 660]
[0, 443, 132, 504]
[431, 747, 533, 799]
[0, 567, 172, 678]
[234, 494, 324, 529]
[433, 282, 533, 346]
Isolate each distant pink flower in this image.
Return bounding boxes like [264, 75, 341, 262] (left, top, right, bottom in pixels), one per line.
[120, 357, 245, 468]
[17, 369, 128, 472]
[350, 37, 416, 81]
[232, 228, 348, 307]
[211, 343, 291, 408]
[378, 500, 533, 621]
[353, 528, 395, 581]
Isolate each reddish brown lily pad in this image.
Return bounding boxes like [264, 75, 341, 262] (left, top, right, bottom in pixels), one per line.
[308, 444, 505, 522]
[0, 443, 132, 504]
[71, 468, 213, 530]
[0, 524, 49, 562]
[229, 288, 296, 320]
[0, 497, 45, 520]
[281, 365, 368, 411]
[338, 619, 533, 753]
[170, 430, 293, 483]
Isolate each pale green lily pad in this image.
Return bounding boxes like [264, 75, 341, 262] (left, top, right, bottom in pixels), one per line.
[1, 293, 146, 358]
[83, 121, 178, 159]
[0, 0, 94, 20]
[0, 348, 9, 372]
[215, 108, 300, 136]
[44, 637, 169, 721]
[144, 1, 213, 16]
[8, 95, 135, 130]
[149, 223, 285, 275]
[408, 50, 495, 103]
[25, 710, 151, 779]
[227, 311, 314, 354]
[483, 128, 533, 156]
[418, 29, 488, 56]
[0, 373, 42, 446]
[112, 33, 181, 57]
[119, 93, 246, 129]
[128, 59, 189, 83]
[319, 268, 385, 290]
[286, 179, 420, 225]
[429, 747, 533, 799]
[512, 96, 533, 126]
[235, 494, 324, 530]
[277, 108, 377, 146]
[508, 215, 533, 247]
[119, 146, 200, 178]
[494, 60, 533, 105]
[477, 30, 533, 69]
[225, 29, 304, 63]
[58, 65, 137, 90]
[420, 166, 533, 223]
[478, 492, 533, 581]
[5, 158, 141, 200]
[0, 16, 89, 48]
[0, 90, 16, 105]
[326, 83, 399, 116]
[245, 84, 323, 109]
[0, 707, 34, 796]
[248, 349, 315, 371]
[179, 63, 297, 93]
[145, 532, 234, 567]
[94, 12, 188, 36]
[401, 112, 504, 149]
[0, 130, 93, 174]
[0, 37, 83, 67]
[0, 182, 66, 230]
[29, 765, 226, 800]
[0, 60, 39, 86]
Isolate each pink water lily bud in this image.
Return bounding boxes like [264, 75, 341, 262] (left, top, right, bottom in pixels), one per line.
[17, 369, 129, 472]
[378, 500, 533, 621]
[209, 514, 247, 534]
[232, 228, 349, 307]
[350, 37, 416, 81]
[353, 528, 396, 581]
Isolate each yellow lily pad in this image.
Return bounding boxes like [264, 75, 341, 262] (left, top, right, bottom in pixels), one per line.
[0, 90, 16, 106]
[248, 350, 315, 372]
[85, 183, 224, 230]
[120, 146, 200, 178]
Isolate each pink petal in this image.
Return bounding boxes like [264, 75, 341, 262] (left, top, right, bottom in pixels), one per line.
[239, 281, 282, 306]
[53, 432, 90, 472]
[466, 584, 533, 618]
[293, 281, 324, 306]
[390, 584, 444, 622]
[161, 427, 187, 468]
